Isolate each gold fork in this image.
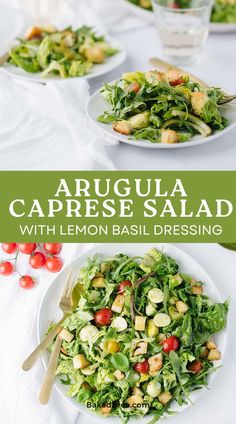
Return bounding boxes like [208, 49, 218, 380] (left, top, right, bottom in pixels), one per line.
[39, 269, 78, 404]
[22, 270, 78, 372]
[149, 57, 236, 104]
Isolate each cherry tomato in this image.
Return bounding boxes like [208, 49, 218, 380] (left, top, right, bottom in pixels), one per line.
[1, 243, 17, 254]
[161, 336, 180, 353]
[171, 2, 180, 8]
[127, 82, 140, 94]
[19, 275, 35, 289]
[133, 359, 149, 374]
[169, 78, 185, 86]
[94, 308, 113, 326]
[0, 261, 14, 276]
[18, 243, 37, 255]
[188, 360, 202, 373]
[45, 256, 63, 273]
[43, 243, 62, 255]
[117, 280, 132, 294]
[29, 251, 46, 269]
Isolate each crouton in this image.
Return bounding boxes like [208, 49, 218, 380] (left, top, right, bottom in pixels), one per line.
[161, 129, 179, 144]
[134, 342, 148, 356]
[148, 353, 163, 376]
[176, 301, 189, 314]
[73, 354, 90, 369]
[208, 349, 221, 361]
[111, 294, 125, 313]
[158, 391, 172, 404]
[206, 339, 217, 350]
[113, 120, 132, 135]
[25, 26, 42, 40]
[135, 316, 147, 332]
[191, 91, 209, 116]
[84, 45, 105, 63]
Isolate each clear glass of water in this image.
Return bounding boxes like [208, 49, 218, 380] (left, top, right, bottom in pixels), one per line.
[151, 0, 213, 64]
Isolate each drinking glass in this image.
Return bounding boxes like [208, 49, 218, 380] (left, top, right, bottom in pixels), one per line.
[152, 0, 213, 64]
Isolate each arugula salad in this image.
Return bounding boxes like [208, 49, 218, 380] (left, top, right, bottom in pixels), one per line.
[97, 69, 229, 144]
[8, 26, 118, 78]
[211, 0, 236, 23]
[127, 0, 236, 23]
[52, 248, 228, 423]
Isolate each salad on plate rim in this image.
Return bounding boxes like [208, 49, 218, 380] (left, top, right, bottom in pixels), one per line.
[97, 68, 233, 145]
[7, 25, 119, 79]
[48, 247, 228, 423]
[126, 0, 236, 24]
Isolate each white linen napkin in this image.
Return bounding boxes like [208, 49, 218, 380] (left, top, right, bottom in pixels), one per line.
[0, 72, 117, 170]
[0, 243, 93, 424]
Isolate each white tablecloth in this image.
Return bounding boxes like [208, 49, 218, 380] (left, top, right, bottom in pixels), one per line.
[1, 243, 236, 424]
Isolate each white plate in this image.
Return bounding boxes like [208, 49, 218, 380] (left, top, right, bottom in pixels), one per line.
[210, 22, 236, 32]
[37, 243, 227, 423]
[87, 83, 236, 149]
[2, 36, 127, 83]
[120, 0, 236, 32]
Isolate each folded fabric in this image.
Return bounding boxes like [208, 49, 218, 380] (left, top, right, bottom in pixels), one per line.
[0, 72, 117, 170]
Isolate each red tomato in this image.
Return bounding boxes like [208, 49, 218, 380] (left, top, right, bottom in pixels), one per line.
[45, 256, 63, 273]
[188, 360, 202, 373]
[127, 82, 140, 94]
[133, 359, 149, 374]
[29, 252, 46, 269]
[94, 308, 113, 326]
[169, 78, 185, 86]
[1, 243, 17, 254]
[18, 243, 37, 255]
[19, 275, 35, 289]
[0, 261, 14, 276]
[43, 243, 62, 255]
[117, 280, 132, 294]
[161, 336, 180, 353]
[171, 2, 180, 8]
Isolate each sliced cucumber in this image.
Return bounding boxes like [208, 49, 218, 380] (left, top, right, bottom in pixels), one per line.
[111, 316, 128, 332]
[154, 313, 171, 327]
[147, 381, 162, 398]
[79, 324, 99, 342]
[80, 367, 96, 376]
[77, 311, 94, 322]
[146, 302, 156, 316]
[148, 288, 164, 304]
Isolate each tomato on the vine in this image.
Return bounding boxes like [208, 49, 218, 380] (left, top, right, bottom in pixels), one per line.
[29, 252, 46, 269]
[94, 308, 113, 326]
[0, 261, 14, 276]
[160, 336, 180, 353]
[45, 256, 62, 273]
[117, 280, 132, 294]
[19, 275, 35, 289]
[18, 243, 37, 255]
[43, 243, 62, 255]
[133, 360, 149, 374]
[1, 243, 17, 254]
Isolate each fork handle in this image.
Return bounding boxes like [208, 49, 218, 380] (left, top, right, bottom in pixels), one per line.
[22, 317, 65, 371]
[39, 335, 62, 404]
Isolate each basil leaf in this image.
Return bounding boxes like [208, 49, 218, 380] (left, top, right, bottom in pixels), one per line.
[109, 352, 129, 372]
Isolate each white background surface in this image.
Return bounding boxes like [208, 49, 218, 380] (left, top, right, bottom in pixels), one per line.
[0, 0, 235, 170]
[1, 243, 236, 424]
